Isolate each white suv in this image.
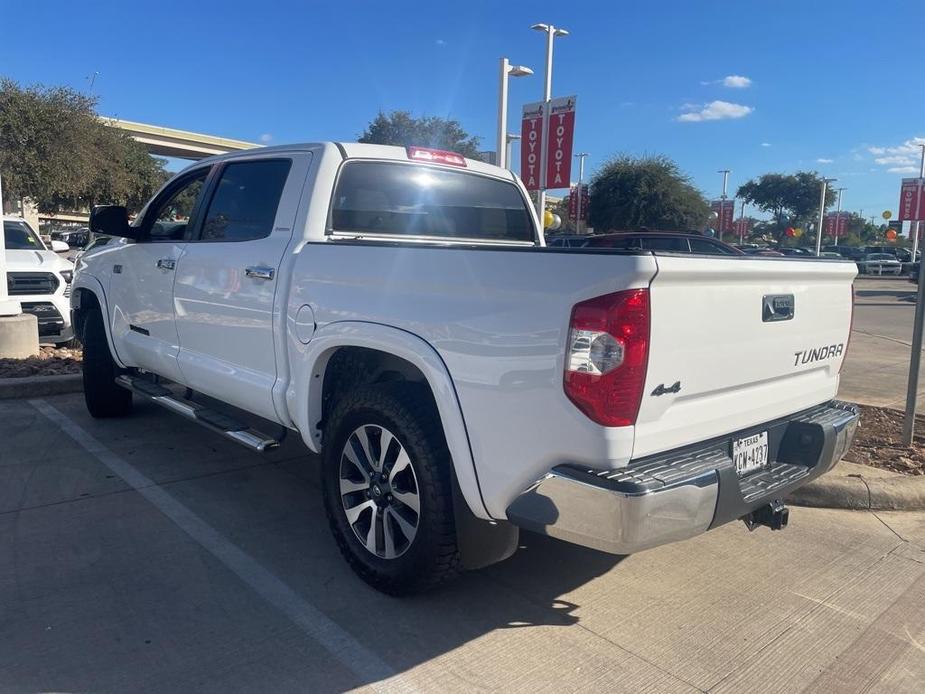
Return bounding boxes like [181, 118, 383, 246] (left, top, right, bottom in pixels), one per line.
[3, 215, 76, 344]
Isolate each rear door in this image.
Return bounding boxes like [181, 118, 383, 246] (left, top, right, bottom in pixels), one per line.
[633, 255, 856, 458]
[172, 154, 309, 422]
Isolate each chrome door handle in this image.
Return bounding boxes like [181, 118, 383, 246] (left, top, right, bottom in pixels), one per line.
[245, 266, 275, 280]
[156, 258, 176, 271]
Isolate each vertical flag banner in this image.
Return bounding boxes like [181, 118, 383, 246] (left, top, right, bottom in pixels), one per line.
[545, 96, 577, 189]
[899, 178, 925, 222]
[711, 200, 734, 233]
[520, 102, 545, 191]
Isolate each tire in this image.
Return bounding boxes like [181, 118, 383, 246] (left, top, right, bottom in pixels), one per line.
[82, 307, 132, 418]
[322, 382, 460, 595]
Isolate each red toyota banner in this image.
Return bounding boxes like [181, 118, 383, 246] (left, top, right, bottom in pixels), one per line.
[545, 96, 576, 189]
[824, 213, 849, 237]
[520, 102, 544, 191]
[568, 184, 590, 221]
[711, 200, 734, 233]
[734, 217, 750, 236]
[899, 178, 925, 222]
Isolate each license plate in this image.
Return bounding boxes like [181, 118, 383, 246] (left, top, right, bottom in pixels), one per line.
[732, 431, 769, 476]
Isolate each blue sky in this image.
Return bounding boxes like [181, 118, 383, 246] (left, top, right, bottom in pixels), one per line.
[2, 0, 924, 221]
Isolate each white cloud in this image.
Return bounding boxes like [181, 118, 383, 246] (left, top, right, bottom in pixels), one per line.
[760, 142, 772, 147]
[722, 75, 752, 88]
[874, 155, 915, 166]
[435, 39, 446, 46]
[259, 133, 273, 143]
[701, 75, 752, 88]
[867, 137, 925, 158]
[888, 166, 919, 174]
[677, 100, 754, 122]
[816, 158, 833, 164]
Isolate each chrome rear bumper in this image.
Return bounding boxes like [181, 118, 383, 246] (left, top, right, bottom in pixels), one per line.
[506, 401, 859, 555]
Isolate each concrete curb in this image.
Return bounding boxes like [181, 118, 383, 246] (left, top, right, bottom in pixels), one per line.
[787, 468, 925, 511]
[0, 374, 83, 400]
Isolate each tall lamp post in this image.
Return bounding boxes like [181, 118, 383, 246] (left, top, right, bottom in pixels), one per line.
[496, 59, 533, 169]
[815, 177, 836, 256]
[912, 144, 925, 262]
[530, 22, 569, 221]
[574, 152, 589, 233]
[0, 170, 23, 317]
[505, 133, 521, 171]
[833, 187, 846, 247]
[717, 169, 730, 242]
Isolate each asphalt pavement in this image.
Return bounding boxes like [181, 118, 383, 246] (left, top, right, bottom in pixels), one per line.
[1, 393, 923, 693]
[839, 276, 923, 410]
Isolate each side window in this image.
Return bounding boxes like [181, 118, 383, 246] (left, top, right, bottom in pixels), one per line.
[198, 160, 292, 242]
[149, 170, 209, 241]
[640, 237, 688, 252]
[689, 238, 735, 255]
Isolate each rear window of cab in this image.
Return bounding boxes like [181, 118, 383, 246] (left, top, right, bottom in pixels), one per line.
[330, 161, 535, 243]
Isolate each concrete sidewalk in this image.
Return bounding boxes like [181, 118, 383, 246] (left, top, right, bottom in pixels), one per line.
[1, 393, 924, 692]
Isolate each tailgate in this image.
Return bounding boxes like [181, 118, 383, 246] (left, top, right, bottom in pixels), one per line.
[633, 255, 856, 458]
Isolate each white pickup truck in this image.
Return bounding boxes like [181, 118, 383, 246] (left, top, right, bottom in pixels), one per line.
[75, 143, 859, 594]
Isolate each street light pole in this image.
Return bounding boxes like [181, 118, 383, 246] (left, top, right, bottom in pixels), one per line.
[505, 133, 521, 171]
[496, 58, 533, 169]
[0, 170, 23, 317]
[815, 178, 836, 256]
[531, 23, 568, 222]
[718, 169, 730, 242]
[913, 144, 925, 262]
[574, 152, 588, 233]
[739, 200, 747, 244]
[833, 188, 846, 247]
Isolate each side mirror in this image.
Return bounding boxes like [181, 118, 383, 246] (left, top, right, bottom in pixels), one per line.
[90, 205, 142, 240]
[50, 240, 70, 253]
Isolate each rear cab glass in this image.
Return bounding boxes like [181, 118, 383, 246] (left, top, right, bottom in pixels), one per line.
[330, 161, 536, 243]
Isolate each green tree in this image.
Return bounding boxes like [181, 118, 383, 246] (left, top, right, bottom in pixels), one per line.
[736, 172, 836, 241]
[0, 78, 167, 214]
[588, 154, 710, 232]
[358, 111, 481, 159]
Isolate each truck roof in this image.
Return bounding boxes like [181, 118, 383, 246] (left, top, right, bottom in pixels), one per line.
[185, 141, 517, 182]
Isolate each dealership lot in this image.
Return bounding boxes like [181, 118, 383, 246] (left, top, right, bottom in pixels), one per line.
[1, 393, 923, 693]
[839, 277, 923, 409]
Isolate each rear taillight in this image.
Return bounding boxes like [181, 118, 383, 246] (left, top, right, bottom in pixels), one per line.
[564, 289, 650, 427]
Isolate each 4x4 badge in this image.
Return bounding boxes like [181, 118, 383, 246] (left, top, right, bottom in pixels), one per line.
[651, 381, 681, 396]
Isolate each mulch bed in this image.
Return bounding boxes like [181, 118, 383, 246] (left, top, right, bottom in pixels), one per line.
[0, 345, 83, 378]
[847, 404, 925, 476]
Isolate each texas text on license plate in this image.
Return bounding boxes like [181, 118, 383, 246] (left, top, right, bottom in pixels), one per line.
[732, 431, 769, 476]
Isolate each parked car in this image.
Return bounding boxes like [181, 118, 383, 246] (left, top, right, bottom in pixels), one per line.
[3, 215, 76, 344]
[777, 247, 813, 256]
[583, 231, 744, 255]
[545, 234, 590, 248]
[76, 142, 859, 594]
[55, 228, 91, 249]
[743, 247, 783, 256]
[857, 253, 902, 275]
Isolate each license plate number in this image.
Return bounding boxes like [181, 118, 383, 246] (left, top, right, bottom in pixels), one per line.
[732, 431, 769, 476]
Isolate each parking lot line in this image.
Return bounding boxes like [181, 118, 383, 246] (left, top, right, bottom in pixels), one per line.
[29, 398, 411, 693]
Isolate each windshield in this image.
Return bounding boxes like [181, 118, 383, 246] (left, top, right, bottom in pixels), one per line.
[3, 220, 46, 250]
[331, 161, 535, 243]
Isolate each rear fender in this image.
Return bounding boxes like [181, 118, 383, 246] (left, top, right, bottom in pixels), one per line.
[286, 321, 491, 520]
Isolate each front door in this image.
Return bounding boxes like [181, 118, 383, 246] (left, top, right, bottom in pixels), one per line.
[172, 154, 308, 422]
[108, 167, 210, 382]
